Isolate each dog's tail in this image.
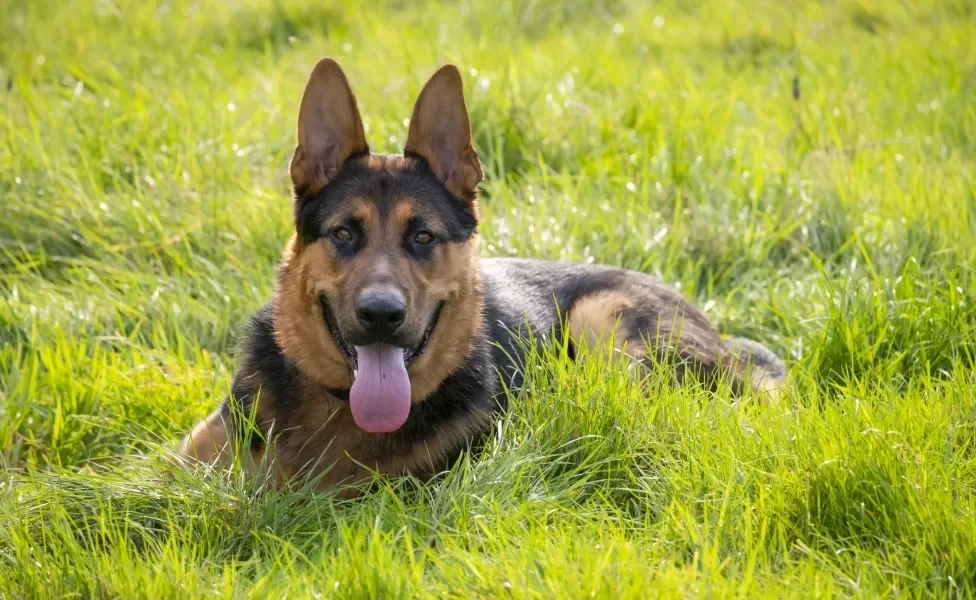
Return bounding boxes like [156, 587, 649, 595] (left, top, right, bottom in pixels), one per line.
[722, 336, 787, 400]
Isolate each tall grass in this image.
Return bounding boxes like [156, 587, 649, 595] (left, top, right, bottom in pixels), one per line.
[2, 0, 975, 596]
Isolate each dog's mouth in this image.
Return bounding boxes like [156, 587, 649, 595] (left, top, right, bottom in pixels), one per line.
[318, 296, 444, 434]
[317, 296, 444, 369]
[319, 295, 355, 367]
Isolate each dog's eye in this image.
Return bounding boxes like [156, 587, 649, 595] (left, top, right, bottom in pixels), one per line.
[414, 231, 434, 245]
[332, 227, 353, 242]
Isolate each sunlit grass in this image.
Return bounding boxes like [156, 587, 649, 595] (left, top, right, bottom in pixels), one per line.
[2, 0, 975, 597]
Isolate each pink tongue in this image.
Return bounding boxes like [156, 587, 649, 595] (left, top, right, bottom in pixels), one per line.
[349, 345, 412, 433]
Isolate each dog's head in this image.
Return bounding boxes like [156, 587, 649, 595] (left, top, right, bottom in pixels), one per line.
[274, 59, 485, 433]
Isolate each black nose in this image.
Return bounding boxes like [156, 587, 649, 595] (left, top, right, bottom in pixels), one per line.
[356, 290, 406, 336]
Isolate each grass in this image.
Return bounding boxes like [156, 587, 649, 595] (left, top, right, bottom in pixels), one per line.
[1, 0, 975, 596]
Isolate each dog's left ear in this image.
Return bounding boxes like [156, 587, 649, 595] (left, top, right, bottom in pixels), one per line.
[404, 65, 483, 203]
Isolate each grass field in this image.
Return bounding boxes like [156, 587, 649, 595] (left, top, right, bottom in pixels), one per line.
[2, 0, 976, 597]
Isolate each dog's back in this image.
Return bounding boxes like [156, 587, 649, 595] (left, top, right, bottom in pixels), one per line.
[481, 258, 785, 396]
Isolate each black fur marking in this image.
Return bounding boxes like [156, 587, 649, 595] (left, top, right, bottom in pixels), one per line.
[328, 219, 365, 259]
[480, 259, 633, 390]
[295, 154, 477, 246]
[401, 152, 478, 240]
[403, 216, 438, 261]
[324, 387, 350, 401]
[225, 305, 304, 450]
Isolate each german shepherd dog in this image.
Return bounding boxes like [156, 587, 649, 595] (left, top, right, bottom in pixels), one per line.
[181, 59, 785, 491]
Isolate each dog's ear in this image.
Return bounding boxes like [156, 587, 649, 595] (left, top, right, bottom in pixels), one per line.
[404, 65, 483, 203]
[290, 58, 368, 196]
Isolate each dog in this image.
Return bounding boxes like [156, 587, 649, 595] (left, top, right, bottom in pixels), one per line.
[180, 58, 786, 491]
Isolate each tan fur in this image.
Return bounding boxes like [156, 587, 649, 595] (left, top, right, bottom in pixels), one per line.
[752, 370, 783, 399]
[391, 199, 415, 226]
[567, 290, 642, 362]
[568, 290, 660, 369]
[274, 238, 353, 390]
[718, 337, 786, 402]
[568, 290, 781, 400]
[351, 200, 376, 230]
[366, 154, 409, 171]
[392, 194, 447, 239]
[406, 241, 484, 401]
[273, 166, 486, 405]
[180, 409, 229, 465]
[179, 409, 273, 479]
[736, 356, 784, 403]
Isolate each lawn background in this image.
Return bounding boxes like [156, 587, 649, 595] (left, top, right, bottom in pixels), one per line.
[2, 0, 976, 597]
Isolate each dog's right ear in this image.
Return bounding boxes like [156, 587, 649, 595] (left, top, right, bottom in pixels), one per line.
[404, 65, 483, 204]
[290, 58, 368, 196]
